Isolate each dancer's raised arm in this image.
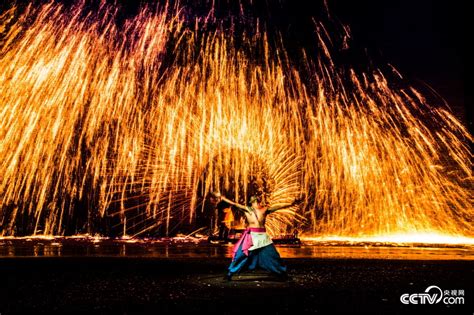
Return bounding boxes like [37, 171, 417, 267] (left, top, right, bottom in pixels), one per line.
[211, 192, 250, 213]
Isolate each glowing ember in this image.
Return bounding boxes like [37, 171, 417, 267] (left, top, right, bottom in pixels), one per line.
[0, 1, 472, 242]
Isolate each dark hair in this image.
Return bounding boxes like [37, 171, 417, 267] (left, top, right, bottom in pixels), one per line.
[249, 196, 258, 204]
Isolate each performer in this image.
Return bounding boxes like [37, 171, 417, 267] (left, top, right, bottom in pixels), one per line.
[212, 192, 298, 281]
[218, 206, 234, 240]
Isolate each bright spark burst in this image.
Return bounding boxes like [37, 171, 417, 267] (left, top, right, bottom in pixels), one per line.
[0, 1, 472, 241]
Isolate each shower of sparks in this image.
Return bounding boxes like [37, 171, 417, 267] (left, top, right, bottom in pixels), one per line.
[303, 233, 474, 246]
[0, 1, 472, 241]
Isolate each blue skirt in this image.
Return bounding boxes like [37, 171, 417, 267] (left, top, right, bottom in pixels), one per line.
[227, 242, 287, 276]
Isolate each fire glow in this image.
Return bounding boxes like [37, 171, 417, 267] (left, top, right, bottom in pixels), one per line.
[0, 1, 472, 243]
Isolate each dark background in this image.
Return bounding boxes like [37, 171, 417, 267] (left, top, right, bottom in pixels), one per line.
[327, 0, 467, 128]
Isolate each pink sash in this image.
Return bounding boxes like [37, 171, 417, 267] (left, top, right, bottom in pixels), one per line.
[232, 227, 266, 258]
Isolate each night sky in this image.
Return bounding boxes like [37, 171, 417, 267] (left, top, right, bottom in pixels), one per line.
[236, 0, 467, 128]
[328, 0, 466, 128]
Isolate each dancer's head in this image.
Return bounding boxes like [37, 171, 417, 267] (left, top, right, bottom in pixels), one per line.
[249, 195, 259, 207]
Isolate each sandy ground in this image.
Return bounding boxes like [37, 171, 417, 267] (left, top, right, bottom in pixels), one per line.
[1, 257, 472, 314]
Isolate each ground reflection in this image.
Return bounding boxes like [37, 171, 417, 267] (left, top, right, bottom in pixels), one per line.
[0, 237, 472, 260]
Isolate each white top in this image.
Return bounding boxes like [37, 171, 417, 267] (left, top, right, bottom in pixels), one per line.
[248, 232, 273, 251]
